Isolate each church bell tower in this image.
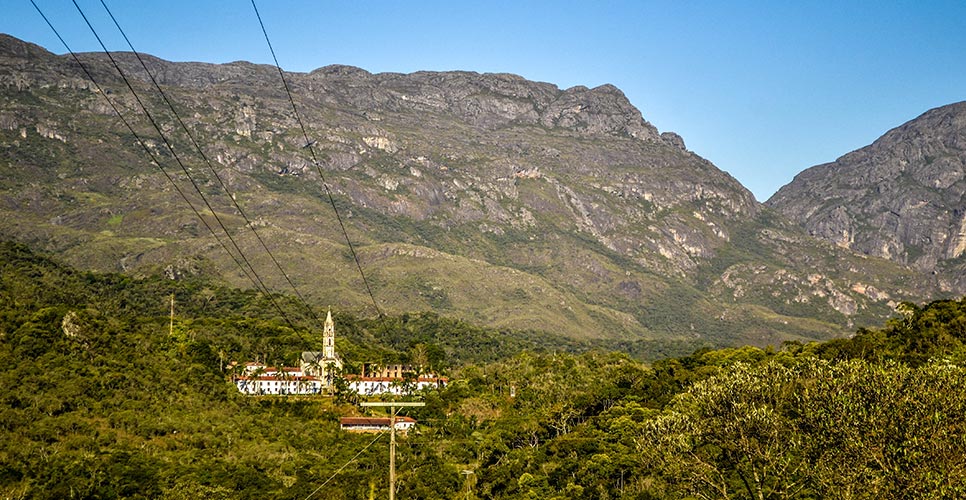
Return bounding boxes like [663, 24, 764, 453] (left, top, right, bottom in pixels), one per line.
[323, 308, 336, 360]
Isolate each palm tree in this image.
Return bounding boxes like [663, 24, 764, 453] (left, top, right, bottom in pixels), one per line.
[411, 343, 430, 378]
[247, 364, 266, 395]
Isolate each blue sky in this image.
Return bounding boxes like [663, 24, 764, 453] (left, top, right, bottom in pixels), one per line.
[4, 0, 965, 201]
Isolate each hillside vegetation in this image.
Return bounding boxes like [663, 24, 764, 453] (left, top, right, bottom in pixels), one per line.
[3, 242, 966, 499]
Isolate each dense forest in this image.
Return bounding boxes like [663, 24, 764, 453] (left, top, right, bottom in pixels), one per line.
[3, 241, 966, 499]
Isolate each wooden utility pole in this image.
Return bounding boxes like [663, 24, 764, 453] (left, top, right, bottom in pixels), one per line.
[169, 293, 175, 336]
[360, 401, 425, 500]
[390, 410, 396, 499]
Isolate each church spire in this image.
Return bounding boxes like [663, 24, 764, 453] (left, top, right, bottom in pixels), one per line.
[323, 307, 335, 360]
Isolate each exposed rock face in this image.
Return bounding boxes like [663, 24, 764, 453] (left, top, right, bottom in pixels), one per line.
[305, 68, 664, 141]
[0, 34, 947, 350]
[767, 102, 966, 285]
[661, 131, 686, 151]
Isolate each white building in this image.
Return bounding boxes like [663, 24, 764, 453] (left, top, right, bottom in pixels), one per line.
[234, 363, 325, 395]
[233, 310, 449, 397]
[345, 375, 448, 396]
[340, 416, 417, 433]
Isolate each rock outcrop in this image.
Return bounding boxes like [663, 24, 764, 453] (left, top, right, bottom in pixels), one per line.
[767, 102, 966, 289]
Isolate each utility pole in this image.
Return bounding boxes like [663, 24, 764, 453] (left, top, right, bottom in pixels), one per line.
[169, 293, 175, 336]
[390, 410, 396, 499]
[461, 470, 474, 499]
[360, 401, 425, 500]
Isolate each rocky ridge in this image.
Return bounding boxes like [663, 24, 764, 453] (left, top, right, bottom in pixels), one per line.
[767, 101, 966, 291]
[0, 34, 947, 354]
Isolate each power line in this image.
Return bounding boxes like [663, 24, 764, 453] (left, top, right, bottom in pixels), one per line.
[51, 0, 304, 333]
[95, 0, 327, 333]
[250, 0, 382, 317]
[67, 0, 289, 323]
[27, 0, 264, 299]
[304, 429, 387, 500]
[30, 9, 404, 498]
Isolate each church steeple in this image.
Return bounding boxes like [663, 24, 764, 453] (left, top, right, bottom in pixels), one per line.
[323, 307, 336, 360]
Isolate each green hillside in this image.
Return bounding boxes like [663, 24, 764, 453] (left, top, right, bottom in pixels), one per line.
[3, 241, 966, 498]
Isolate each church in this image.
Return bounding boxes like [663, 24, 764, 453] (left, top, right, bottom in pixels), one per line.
[233, 309, 343, 395]
[300, 308, 344, 382]
[233, 308, 446, 396]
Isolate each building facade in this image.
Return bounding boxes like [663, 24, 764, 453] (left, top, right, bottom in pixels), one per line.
[340, 416, 417, 433]
[233, 310, 448, 397]
[234, 363, 324, 395]
[345, 375, 448, 396]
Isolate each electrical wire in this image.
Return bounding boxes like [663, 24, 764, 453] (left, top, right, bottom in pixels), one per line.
[303, 429, 387, 500]
[58, 0, 303, 332]
[28, 11, 403, 500]
[250, 0, 382, 317]
[96, 0, 328, 332]
[27, 0, 265, 299]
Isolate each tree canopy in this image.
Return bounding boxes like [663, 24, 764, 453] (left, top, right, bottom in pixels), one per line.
[4, 241, 966, 498]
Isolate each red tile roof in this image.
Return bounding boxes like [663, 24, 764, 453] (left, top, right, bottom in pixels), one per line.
[234, 375, 320, 381]
[344, 375, 448, 383]
[340, 417, 416, 425]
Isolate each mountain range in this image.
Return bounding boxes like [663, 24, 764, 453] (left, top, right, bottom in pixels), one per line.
[0, 34, 959, 356]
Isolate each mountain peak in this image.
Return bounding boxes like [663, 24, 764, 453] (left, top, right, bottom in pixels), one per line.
[0, 33, 53, 59]
[767, 100, 966, 286]
[300, 66, 663, 140]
